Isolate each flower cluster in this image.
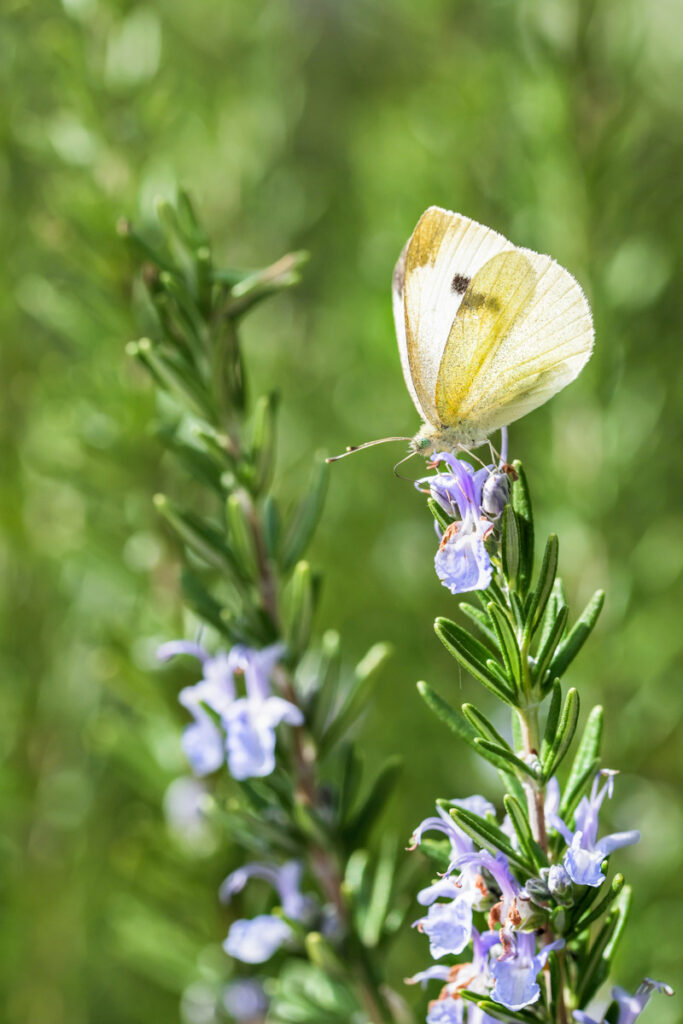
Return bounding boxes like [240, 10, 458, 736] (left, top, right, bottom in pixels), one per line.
[407, 771, 647, 1022]
[408, 798, 559, 1019]
[416, 453, 510, 596]
[158, 641, 303, 780]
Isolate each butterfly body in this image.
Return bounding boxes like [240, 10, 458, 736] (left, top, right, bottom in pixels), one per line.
[394, 207, 594, 454]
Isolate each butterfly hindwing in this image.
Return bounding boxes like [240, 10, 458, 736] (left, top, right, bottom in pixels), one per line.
[434, 248, 593, 433]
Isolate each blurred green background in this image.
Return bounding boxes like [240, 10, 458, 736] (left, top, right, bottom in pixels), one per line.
[2, 0, 682, 1021]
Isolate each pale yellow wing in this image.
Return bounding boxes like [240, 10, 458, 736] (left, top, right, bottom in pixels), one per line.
[435, 248, 593, 434]
[394, 207, 514, 426]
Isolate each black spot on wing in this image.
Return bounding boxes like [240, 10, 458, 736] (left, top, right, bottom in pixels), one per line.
[451, 273, 470, 294]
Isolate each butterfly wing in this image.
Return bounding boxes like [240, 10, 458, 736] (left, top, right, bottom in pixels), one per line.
[435, 248, 593, 434]
[393, 207, 514, 426]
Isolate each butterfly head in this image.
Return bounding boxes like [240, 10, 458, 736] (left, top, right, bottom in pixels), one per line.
[410, 421, 489, 457]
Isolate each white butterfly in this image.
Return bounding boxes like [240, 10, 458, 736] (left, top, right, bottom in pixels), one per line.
[393, 206, 594, 455]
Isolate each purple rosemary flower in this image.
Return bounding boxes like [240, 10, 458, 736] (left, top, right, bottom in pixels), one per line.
[416, 453, 496, 594]
[220, 860, 312, 964]
[157, 640, 303, 780]
[547, 771, 640, 887]
[573, 978, 674, 1024]
[490, 931, 564, 1011]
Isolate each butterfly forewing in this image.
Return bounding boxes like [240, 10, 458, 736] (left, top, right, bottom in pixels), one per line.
[398, 207, 513, 427]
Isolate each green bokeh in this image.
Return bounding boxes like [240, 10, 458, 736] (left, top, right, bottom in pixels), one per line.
[1, 1, 681, 1021]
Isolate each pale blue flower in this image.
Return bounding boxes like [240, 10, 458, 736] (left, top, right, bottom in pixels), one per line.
[407, 930, 499, 1024]
[573, 978, 674, 1024]
[547, 771, 640, 887]
[491, 931, 564, 1011]
[223, 915, 291, 964]
[455, 848, 531, 939]
[221, 860, 312, 964]
[158, 640, 303, 780]
[416, 453, 495, 594]
[405, 965, 452, 988]
[222, 978, 268, 1021]
[411, 800, 499, 958]
[220, 860, 313, 922]
[410, 797, 496, 870]
[426, 1000, 463, 1024]
[414, 894, 477, 958]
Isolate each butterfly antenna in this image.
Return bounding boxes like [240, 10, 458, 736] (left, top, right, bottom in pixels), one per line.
[326, 437, 411, 463]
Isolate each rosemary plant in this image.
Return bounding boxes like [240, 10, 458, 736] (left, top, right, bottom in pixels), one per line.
[121, 196, 671, 1024]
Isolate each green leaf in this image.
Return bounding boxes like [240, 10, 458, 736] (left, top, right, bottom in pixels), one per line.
[561, 706, 603, 818]
[321, 642, 392, 752]
[576, 887, 632, 1006]
[448, 806, 535, 876]
[540, 680, 562, 767]
[542, 687, 580, 778]
[501, 504, 520, 587]
[435, 617, 516, 705]
[525, 534, 559, 638]
[281, 458, 329, 571]
[549, 590, 605, 679]
[536, 578, 563, 654]
[154, 493, 239, 577]
[304, 932, 346, 977]
[226, 250, 309, 317]
[226, 490, 260, 580]
[283, 560, 315, 658]
[127, 337, 211, 417]
[503, 794, 547, 871]
[474, 738, 539, 780]
[337, 744, 362, 822]
[487, 603, 522, 689]
[160, 432, 224, 493]
[249, 391, 279, 494]
[460, 992, 539, 1024]
[344, 757, 402, 847]
[309, 629, 343, 737]
[571, 874, 625, 935]
[428, 497, 453, 533]
[359, 835, 396, 947]
[263, 494, 281, 560]
[533, 604, 568, 686]
[180, 568, 232, 639]
[459, 602, 499, 646]
[511, 461, 534, 595]
[417, 683, 479, 748]
[462, 702, 510, 749]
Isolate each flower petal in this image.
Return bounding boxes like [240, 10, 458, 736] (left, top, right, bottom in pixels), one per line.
[223, 915, 291, 964]
[435, 529, 492, 595]
[157, 639, 207, 663]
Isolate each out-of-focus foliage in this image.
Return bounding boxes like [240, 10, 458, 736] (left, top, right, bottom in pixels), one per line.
[1, 1, 681, 1022]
